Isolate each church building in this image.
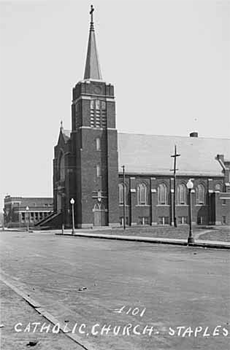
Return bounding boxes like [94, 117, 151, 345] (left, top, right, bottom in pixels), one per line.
[43, 7, 230, 229]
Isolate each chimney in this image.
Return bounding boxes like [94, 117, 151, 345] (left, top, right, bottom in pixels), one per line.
[189, 132, 198, 138]
[216, 154, 225, 162]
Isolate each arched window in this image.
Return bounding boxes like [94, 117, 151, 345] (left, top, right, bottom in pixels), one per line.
[215, 183, 221, 191]
[96, 164, 101, 177]
[158, 184, 168, 205]
[90, 100, 95, 109]
[137, 183, 147, 205]
[96, 137, 101, 151]
[196, 184, 205, 204]
[95, 99, 100, 110]
[177, 184, 187, 205]
[59, 153, 65, 181]
[119, 183, 127, 205]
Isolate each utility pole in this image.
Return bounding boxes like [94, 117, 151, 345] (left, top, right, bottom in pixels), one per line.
[171, 145, 180, 227]
[122, 165, 126, 230]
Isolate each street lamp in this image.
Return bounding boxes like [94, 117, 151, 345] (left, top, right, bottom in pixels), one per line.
[70, 198, 75, 234]
[186, 179, 194, 245]
[26, 206, 29, 232]
[122, 165, 126, 230]
[61, 193, 65, 235]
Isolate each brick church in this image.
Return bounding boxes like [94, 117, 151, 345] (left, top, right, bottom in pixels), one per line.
[46, 7, 230, 229]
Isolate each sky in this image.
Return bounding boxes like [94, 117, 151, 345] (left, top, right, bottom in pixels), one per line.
[0, 0, 229, 211]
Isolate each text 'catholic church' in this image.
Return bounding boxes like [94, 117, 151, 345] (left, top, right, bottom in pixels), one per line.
[46, 7, 230, 229]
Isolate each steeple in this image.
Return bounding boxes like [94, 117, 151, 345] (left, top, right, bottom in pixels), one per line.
[84, 5, 102, 80]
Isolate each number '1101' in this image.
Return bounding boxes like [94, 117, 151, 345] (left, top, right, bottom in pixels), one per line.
[114, 306, 146, 317]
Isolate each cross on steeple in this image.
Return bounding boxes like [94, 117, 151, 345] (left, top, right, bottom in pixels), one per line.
[90, 5, 94, 23]
[84, 4, 102, 80]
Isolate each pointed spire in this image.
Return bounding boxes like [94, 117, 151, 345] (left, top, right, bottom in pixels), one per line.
[60, 120, 63, 131]
[84, 5, 102, 80]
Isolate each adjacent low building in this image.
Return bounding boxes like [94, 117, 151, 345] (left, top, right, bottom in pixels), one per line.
[3, 196, 53, 228]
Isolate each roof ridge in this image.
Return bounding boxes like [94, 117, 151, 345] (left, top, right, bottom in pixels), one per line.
[118, 132, 230, 141]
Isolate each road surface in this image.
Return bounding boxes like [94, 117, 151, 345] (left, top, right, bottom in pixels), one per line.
[0, 230, 229, 350]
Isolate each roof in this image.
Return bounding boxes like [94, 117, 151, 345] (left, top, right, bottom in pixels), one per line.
[59, 129, 230, 177]
[62, 129, 71, 142]
[118, 133, 230, 177]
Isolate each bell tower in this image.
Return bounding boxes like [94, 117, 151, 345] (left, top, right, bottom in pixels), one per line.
[70, 6, 119, 227]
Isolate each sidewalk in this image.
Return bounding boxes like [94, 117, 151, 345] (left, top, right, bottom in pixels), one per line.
[3, 227, 230, 249]
[55, 230, 230, 250]
[0, 279, 89, 350]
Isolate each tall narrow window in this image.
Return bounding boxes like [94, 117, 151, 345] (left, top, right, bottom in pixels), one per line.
[95, 100, 100, 110]
[119, 183, 126, 205]
[59, 153, 65, 181]
[96, 137, 101, 151]
[95, 100, 100, 128]
[96, 164, 101, 177]
[90, 99, 107, 128]
[90, 100, 95, 127]
[90, 100, 95, 109]
[75, 103, 79, 128]
[101, 100, 107, 128]
[196, 184, 205, 204]
[177, 184, 187, 205]
[137, 183, 147, 205]
[157, 184, 168, 205]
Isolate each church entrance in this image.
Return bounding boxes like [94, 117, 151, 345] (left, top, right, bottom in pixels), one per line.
[93, 204, 107, 226]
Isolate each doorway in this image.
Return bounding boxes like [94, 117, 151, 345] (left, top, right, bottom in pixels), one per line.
[93, 204, 107, 226]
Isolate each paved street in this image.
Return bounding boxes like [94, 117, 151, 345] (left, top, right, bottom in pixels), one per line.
[0, 231, 230, 350]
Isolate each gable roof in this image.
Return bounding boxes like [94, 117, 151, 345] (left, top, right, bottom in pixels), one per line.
[118, 133, 230, 177]
[62, 129, 71, 142]
[57, 129, 230, 177]
[56, 129, 71, 148]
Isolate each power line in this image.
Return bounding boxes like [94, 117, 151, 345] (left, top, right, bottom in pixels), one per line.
[170, 145, 180, 227]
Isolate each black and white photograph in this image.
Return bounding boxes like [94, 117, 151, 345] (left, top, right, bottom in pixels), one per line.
[0, 1, 230, 349]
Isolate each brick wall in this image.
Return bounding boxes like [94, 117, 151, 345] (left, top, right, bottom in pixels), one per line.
[118, 175, 226, 226]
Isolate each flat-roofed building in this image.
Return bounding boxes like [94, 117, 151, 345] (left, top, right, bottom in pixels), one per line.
[3, 196, 53, 228]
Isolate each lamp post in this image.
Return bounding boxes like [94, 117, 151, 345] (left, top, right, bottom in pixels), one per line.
[186, 179, 194, 245]
[26, 206, 29, 232]
[18, 202, 21, 229]
[122, 165, 126, 230]
[61, 193, 65, 235]
[70, 198, 75, 234]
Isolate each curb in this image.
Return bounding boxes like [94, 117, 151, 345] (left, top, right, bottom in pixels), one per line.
[0, 274, 98, 350]
[185, 242, 230, 250]
[55, 232, 230, 250]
